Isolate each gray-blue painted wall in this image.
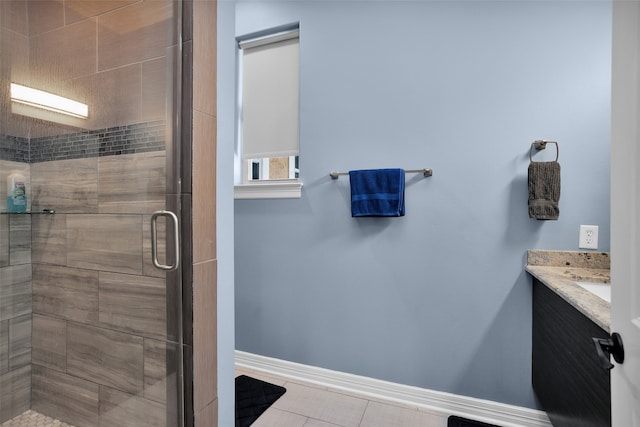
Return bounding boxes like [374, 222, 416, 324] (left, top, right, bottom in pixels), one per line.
[225, 0, 611, 409]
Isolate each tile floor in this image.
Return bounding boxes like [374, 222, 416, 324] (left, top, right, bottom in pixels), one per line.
[0, 410, 73, 427]
[4, 370, 451, 427]
[236, 366, 450, 427]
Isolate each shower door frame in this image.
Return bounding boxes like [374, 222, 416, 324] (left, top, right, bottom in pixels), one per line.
[0, 0, 194, 425]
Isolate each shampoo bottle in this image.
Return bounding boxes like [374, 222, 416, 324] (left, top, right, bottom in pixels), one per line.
[7, 173, 26, 212]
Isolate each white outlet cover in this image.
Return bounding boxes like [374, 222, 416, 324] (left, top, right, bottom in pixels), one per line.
[579, 225, 599, 249]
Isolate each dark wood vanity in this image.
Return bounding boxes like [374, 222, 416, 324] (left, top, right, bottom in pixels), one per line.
[526, 250, 612, 427]
[532, 277, 611, 427]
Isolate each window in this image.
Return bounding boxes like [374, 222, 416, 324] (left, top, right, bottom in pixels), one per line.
[235, 24, 302, 199]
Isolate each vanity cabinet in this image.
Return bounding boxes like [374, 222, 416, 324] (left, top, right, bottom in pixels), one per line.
[532, 278, 611, 427]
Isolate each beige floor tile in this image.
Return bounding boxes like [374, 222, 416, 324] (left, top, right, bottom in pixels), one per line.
[234, 367, 452, 427]
[272, 382, 368, 427]
[359, 401, 448, 427]
[303, 419, 343, 427]
[417, 407, 451, 419]
[252, 408, 307, 427]
[5, 372, 452, 427]
[323, 385, 424, 412]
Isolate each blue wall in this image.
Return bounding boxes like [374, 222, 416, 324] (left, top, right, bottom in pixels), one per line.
[226, 0, 611, 409]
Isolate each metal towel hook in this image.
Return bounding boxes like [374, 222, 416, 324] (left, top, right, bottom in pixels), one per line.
[530, 140, 559, 162]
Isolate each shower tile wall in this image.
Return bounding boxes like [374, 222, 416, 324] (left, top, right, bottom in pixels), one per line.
[28, 139, 171, 427]
[0, 130, 172, 426]
[1, 0, 178, 425]
[0, 156, 32, 423]
[0, 129, 171, 427]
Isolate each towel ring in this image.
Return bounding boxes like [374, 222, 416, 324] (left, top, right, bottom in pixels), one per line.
[530, 140, 559, 162]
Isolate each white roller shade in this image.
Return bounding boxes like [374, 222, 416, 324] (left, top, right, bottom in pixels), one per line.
[241, 35, 299, 160]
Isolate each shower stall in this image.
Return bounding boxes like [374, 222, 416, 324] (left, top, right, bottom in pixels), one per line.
[0, 1, 204, 425]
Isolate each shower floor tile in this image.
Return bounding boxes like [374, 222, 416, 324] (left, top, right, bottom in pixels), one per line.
[1, 410, 75, 427]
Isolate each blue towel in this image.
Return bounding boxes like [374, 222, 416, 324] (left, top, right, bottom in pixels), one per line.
[349, 168, 405, 217]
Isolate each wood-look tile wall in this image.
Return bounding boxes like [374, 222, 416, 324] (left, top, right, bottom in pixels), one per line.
[190, 1, 218, 426]
[19, 0, 174, 139]
[0, 1, 30, 140]
[29, 151, 172, 427]
[0, 157, 32, 423]
[0, 248, 32, 425]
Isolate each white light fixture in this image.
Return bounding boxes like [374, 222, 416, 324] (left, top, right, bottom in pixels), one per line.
[10, 83, 88, 119]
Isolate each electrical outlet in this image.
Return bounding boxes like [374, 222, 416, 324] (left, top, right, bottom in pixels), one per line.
[579, 225, 599, 249]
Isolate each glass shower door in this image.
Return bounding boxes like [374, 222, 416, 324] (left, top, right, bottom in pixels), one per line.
[0, 1, 184, 426]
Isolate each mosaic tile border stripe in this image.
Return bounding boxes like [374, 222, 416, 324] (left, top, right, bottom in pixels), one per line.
[30, 121, 165, 163]
[0, 121, 165, 164]
[0, 135, 30, 163]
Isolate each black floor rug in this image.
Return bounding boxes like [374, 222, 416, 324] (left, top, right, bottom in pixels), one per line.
[235, 375, 287, 427]
[448, 415, 502, 427]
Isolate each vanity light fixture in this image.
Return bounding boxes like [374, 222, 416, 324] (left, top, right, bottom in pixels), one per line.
[10, 83, 88, 119]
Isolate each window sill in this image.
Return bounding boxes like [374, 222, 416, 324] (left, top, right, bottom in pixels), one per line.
[234, 181, 303, 199]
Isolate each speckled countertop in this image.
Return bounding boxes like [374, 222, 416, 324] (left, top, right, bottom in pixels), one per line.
[525, 250, 611, 332]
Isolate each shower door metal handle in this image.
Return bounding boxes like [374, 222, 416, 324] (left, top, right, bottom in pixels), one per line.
[151, 210, 180, 271]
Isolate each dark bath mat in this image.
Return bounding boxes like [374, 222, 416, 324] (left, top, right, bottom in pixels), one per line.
[235, 375, 286, 427]
[448, 415, 502, 427]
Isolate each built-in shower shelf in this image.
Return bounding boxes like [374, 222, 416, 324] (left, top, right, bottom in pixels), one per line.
[0, 209, 55, 215]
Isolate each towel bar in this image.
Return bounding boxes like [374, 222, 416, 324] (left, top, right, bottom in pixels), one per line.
[330, 168, 433, 180]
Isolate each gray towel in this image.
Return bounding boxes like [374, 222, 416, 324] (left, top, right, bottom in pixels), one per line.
[528, 161, 560, 220]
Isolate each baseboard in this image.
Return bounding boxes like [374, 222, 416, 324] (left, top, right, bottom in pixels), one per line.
[235, 351, 552, 427]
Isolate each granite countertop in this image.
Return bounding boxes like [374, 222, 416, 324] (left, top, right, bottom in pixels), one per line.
[525, 250, 611, 332]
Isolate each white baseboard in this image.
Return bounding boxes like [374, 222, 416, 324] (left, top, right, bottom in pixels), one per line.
[235, 351, 551, 427]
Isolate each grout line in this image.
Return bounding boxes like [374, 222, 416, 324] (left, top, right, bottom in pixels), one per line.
[357, 400, 372, 426]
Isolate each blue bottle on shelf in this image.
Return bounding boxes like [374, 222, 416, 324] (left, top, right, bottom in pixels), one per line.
[7, 173, 27, 212]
